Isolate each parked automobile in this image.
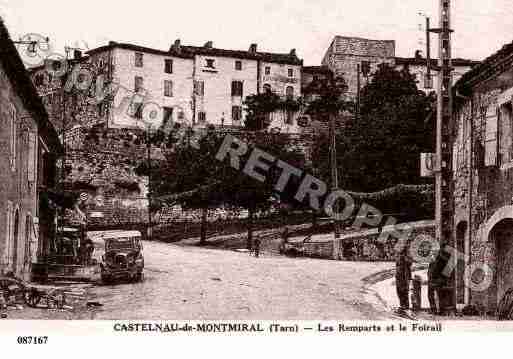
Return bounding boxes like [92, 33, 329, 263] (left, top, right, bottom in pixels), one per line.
[87, 230, 144, 284]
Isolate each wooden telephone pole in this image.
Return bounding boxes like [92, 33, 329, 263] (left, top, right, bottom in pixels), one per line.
[430, 0, 455, 310]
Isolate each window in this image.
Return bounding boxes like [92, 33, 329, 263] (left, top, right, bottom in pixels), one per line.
[198, 111, 206, 123]
[27, 132, 37, 184]
[499, 102, 513, 164]
[135, 52, 144, 67]
[484, 105, 498, 166]
[97, 103, 106, 117]
[134, 76, 144, 92]
[10, 104, 17, 171]
[263, 84, 272, 94]
[231, 81, 243, 96]
[288, 68, 294, 77]
[205, 59, 215, 68]
[163, 107, 173, 124]
[361, 61, 371, 77]
[235, 61, 242, 71]
[165, 59, 173, 74]
[286, 111, 294, 125]
[194, 80, 205, 96]
[232, 106, 242, 124]
[177, 111, 185, 120]
[164, 80, 173, 97]
[265, 66, 271, 75]
[129, 101, 143, 119]
[286, 86, 294, 99]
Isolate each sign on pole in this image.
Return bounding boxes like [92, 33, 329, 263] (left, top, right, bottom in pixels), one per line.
[420, 153, 436, 177]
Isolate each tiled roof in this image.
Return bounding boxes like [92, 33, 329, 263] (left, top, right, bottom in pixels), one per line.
[455, 40, 513, 89]
[87, 42, 193, 59]
[0, 18, 62, 154]
[87, 41, 303, 65]
[395, 56, 480, 67]
[302, 66, 332, 74]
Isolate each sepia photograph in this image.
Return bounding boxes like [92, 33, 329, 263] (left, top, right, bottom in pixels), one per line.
[0, 1, 513, 350]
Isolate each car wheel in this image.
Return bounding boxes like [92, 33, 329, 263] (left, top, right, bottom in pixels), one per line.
[135, 272, 144, 282]
[101, 274, 111, 285]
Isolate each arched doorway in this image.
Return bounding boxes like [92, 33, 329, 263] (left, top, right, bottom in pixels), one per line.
[456, 221, 469, 306]
[12, 209, 19, 275]
[489, 218, 513, 310]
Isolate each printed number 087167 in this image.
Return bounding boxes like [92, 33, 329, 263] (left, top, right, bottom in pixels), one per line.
[17, 336, 48, 344]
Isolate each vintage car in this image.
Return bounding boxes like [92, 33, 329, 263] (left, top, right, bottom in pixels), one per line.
[87, 230, 144, 284]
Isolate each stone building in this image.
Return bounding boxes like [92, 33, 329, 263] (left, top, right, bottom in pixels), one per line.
[321, 36, 396, 99]
[0, 19, 62, 280]
[451, 40, 513, 314]
[85, 40, 303, 133]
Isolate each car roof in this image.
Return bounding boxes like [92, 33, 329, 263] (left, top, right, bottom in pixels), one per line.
[87, 230, 142, 241]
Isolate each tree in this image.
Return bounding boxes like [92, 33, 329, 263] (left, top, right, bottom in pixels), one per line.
[244, 92, 302, 131]
[339, 63, 435, 192]
[311, 64, 435, 193]
[152, 127, 226, 245]
[304, 74, 352, 226]
[304, 74, 351, 123]
[218, 132, 305, 249]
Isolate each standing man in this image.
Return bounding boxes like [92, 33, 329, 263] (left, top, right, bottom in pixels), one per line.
[395, 247, 412, 314]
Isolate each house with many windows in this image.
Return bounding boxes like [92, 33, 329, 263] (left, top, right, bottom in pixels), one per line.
[0, 19, 62, 280]
[84, 39, 303, 133]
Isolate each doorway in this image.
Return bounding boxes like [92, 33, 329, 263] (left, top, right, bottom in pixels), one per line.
[456, 221, 469, 306]
[490, 218, 513, 310]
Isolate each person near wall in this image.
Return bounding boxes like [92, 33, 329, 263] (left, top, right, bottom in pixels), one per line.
[395, 247, 412, 312]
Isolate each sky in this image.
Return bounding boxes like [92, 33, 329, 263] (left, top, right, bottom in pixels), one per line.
[1, 0, 512, 66]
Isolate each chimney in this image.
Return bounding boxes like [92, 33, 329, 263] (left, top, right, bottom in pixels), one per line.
[415, 50, 423, 60]
[204, 41, 213, 49]
[249, 43, 257, 53]
[289, 48, 296, 57]
[74, 50, 82, 60]
[172, 39, 181, 52]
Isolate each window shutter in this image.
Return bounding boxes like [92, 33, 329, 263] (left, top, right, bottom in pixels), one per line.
[27, 132, 36, 183]
[10, 105, 17, 171]
[484, 106, 498, 166]
[4, 201, 12, 263]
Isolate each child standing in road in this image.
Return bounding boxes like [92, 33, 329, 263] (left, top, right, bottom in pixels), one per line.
[254, 237, 261, 258]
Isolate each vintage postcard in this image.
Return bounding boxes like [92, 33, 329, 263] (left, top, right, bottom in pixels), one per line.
[0, 0, 512, 353]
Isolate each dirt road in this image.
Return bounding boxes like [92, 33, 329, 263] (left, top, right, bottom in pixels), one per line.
[88, 240, 394, 320]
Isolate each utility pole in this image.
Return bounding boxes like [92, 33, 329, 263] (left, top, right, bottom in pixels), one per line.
[356, 63, 361, 121]
[146, 128, 153, 241]
[425, 17, 434, 89]
[329, 112, 341, 259]
[430, 0, 454, 311]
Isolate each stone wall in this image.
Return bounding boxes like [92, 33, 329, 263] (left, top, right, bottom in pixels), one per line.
[322, 36, 395, 99]
[300, 220, 435, 261]
[0, 61, 40, 280]
[452, 75, 513, 312]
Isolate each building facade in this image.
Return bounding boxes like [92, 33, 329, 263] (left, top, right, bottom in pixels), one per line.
[321, 36, 396, 99]
[85, 40, 303, 133]
[0, 19, 62, 280]
[395, 54, 479, 94]
[451, 41, 513, 314]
